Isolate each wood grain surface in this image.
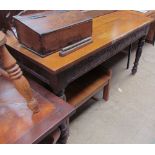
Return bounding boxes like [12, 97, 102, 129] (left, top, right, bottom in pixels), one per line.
[6, 11, 152, 73]
[0, 76, 74, 144]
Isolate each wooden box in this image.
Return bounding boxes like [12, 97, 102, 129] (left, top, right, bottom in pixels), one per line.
[13, 11, 92, 57]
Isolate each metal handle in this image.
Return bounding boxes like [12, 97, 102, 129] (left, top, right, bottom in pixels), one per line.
[59, 37, 92, 57]
[29, 15, 47, 19]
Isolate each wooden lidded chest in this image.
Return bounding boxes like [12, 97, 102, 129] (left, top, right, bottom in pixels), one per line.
[13, 11, 93, 57]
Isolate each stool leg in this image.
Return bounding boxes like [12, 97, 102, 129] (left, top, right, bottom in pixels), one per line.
[127, 44, 132, 69]
[103, 81, 110, 101]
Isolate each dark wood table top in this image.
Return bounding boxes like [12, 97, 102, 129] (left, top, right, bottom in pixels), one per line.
[0, 76, 74, 144]
[6, 11, 152, 74]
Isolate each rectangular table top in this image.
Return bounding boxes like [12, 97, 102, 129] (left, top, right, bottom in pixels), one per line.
[6, 11, 153, 73]
[0, 76, 74, 144]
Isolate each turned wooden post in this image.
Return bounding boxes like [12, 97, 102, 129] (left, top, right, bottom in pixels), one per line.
[0, 31, 39, 113]
[132, 36, 146, 75]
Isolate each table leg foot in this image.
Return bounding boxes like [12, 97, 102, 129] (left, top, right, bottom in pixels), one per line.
[132, 66, 137, 75]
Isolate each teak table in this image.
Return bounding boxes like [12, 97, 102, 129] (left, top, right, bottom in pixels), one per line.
[6, 11, 152, 104]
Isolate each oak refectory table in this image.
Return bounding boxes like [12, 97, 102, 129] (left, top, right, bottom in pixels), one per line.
[5, 11, 152, 106]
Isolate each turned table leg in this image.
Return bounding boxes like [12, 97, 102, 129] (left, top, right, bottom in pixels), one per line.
[0, 32, 39, 113]
[127, 44, 132, 69]
[57, 118, 70, 144]
[53, 90, 68, 144]
[39, 128, 61, 144]
[132, 36, 146, 75]
[52, 89, 69, 144]
[41, 119, 69, 144]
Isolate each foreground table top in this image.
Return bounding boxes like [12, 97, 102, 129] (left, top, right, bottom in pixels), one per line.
[0, 76, 74, 144]
[6, 10, 152, 73]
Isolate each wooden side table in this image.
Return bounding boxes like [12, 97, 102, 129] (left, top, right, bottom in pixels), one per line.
[0, 75, 75, 144]
[0, 31, 74, 144]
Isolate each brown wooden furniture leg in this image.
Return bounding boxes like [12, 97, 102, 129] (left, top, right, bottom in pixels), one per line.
[40, 121, 69, 144]
[40, 128, 61, 144]
[103, 82, 110, 101]
[38, 118, 70, 144]
[57, 118, 69, 144]
[0, 31, 39, 113]
[127, 44, 132, 69]
[52, 128, 61, 144]
[103, 69, 112, 101]
[132, 36, 146, 75]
